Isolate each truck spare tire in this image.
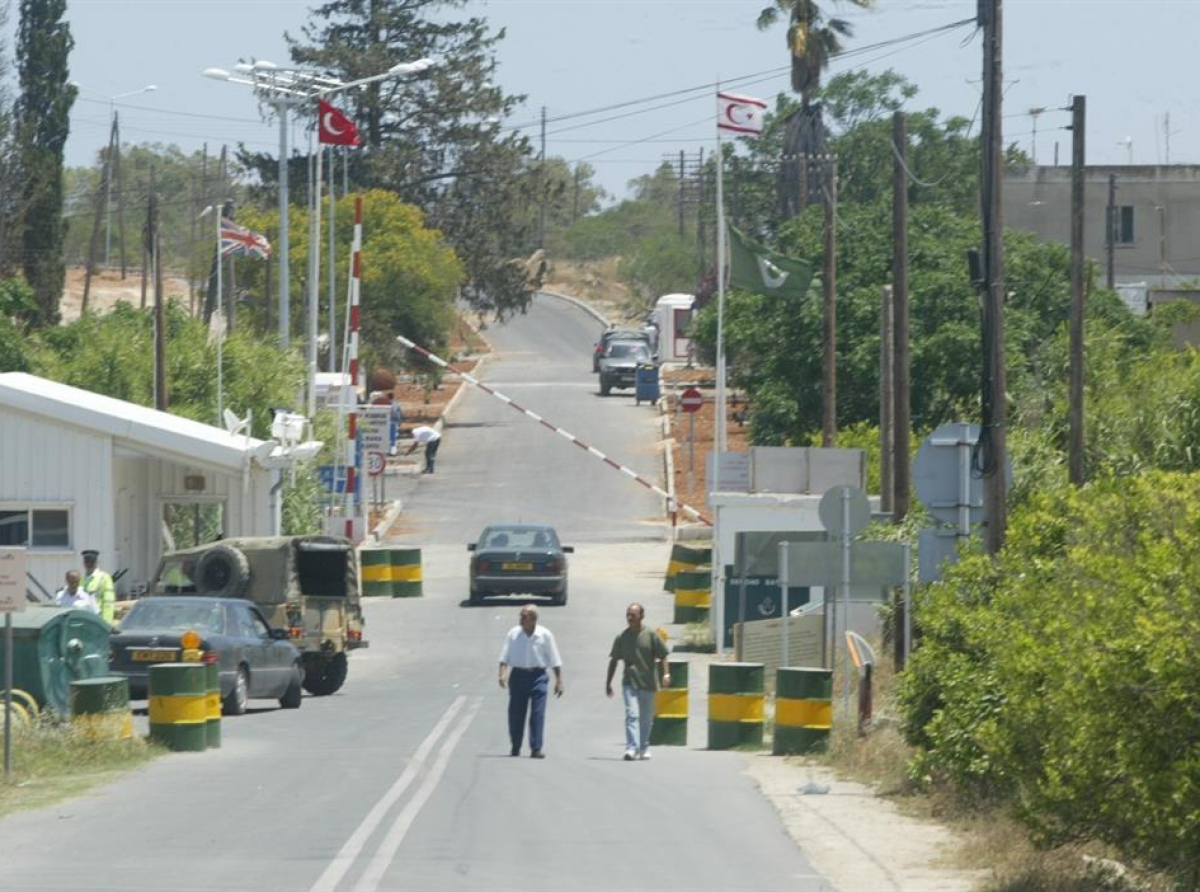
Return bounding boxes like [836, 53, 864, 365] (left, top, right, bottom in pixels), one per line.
[195, 544, 251, 596]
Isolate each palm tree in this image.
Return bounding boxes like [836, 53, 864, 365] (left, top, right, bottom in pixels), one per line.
[756, 0, 873, 216]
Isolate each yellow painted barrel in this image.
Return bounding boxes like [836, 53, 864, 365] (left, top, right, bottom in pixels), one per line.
[360, 549, 393, 598]
[673, 568, 712, 624]
[650, 659, 688, 746]
[148, 663, 208, 752]
[205, 663, 221, 749]
[773, 667, 833, 755]
[70, 677, 133, 741]
[708, 662, 765, 750]
[664, 543, 712, 592]
[389, 548, 423, 598]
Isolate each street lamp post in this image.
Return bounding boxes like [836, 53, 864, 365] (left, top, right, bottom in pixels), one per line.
[202, 58, 434, 417]
[104, 85, 156, 266]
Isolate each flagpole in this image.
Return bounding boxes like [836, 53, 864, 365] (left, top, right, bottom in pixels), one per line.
[216, 206, 224, 425]
[715, 99, 727, 495]
[307, 131, 322, 420]
[328, 145, 337, 374]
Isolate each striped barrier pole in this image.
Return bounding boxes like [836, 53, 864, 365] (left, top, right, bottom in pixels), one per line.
[773, 667, 833, 755]
[707, 662, 765, 750]
[148, 663, 208, 753]
[664, 543, 712, 592]
[395, 335, 712, 526]
[650, 658, 689, 746]
[389, 548, 423, 598]
[70, 677, 133, 741]
[673, 568, 712, 624]
[343, 195, 363, 540]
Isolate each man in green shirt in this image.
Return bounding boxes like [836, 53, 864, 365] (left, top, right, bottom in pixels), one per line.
[606, 602, 671, 761]
[82, 549, 116, 624]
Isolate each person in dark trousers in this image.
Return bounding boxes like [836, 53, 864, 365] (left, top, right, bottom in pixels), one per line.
[606, 602, 670, 760]
[404, 425, 441, 473]
[498, 604, 564, 758]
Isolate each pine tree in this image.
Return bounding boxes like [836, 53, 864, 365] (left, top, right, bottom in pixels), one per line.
[15, 0, 75, 324]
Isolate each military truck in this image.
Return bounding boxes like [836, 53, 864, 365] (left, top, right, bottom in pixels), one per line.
[149, 535, 368, 695]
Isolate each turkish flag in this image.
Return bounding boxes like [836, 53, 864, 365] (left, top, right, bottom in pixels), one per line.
[318, 99, 360, 146]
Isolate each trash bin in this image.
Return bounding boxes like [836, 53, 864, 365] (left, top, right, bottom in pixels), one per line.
[0, 607, 111, 715]
[635, 364, 661, 406]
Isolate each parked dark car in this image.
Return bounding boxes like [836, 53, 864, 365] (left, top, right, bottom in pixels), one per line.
[109, 596, 304, 715]
[598, 340, 655, 395]
[467, 524, 574, 606]
[592, 329, 649, 372]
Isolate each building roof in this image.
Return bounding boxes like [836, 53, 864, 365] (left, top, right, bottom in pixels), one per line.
[0, 372, 266, 473]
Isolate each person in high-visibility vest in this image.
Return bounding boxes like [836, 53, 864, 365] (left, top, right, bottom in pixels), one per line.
[81, 549, 116, 623]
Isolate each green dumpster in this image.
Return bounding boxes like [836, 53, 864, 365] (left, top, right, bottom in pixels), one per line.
[0, 606, 111, 715]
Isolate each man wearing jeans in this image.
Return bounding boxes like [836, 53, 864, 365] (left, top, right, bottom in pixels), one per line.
[606, 602, 671, 761]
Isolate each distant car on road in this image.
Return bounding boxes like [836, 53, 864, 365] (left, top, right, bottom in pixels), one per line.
[593, 329, 649, 372]
[598, 339, 655, 396]
[468, 524, 574, 606]
[109, 596, 304, 715]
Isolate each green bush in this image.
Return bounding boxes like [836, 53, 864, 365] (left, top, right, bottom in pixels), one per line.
[899, 472, 1200, 882]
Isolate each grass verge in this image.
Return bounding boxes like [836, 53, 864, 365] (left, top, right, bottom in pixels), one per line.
[0, 716, 162, 818]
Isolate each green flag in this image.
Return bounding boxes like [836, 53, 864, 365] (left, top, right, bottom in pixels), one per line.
[728, 226, 814, 300]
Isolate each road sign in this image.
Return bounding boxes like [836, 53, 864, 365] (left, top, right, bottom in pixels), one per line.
[818, 485, 871, 539]
[365, 451, 386, 477]
[680, 388, 703, 413]
[0, 548, 28, 612]
[357, 405, 390, 453]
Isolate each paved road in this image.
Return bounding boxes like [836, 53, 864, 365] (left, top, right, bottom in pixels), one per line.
[0, 295, 831, 892]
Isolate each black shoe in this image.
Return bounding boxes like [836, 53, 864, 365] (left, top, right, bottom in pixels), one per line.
[530, 750, 545, 759]
[510, 746, 520, 757]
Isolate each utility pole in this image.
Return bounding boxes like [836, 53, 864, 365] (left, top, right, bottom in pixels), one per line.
[892, 113, 911, 521]
[822, 157, 838, 447]
[980, 0, 1008, 553]
[114, 114, 127, 279]
[879, 284, 894, 515]
[82, 118, 117, 313]
[538, 105, 547, 250]
[697, 147, 706, 275]
[1106, 173, 1116, 289]
[573, 164, 582, 224]
[150, 166, 167, 411]
[1069, 95, 1087, 486]
[678, 150, 685, 236]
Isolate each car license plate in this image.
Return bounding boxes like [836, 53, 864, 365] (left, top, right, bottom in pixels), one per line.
[502, 562, 533, 571]
[131, 649, 178, 662]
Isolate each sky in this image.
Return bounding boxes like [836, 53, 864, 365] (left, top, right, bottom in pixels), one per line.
[54, 0, 1200, 201]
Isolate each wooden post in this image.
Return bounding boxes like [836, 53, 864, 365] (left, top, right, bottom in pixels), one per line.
[892, 113, 911, 521]
[822, 158, 838, 447]
[1069, 96, 1087, 485]
[880, 285, 894, 515]
[151, 166, 167, 411]
[82, 118, 117, 313]
[113, 114, 127, 279]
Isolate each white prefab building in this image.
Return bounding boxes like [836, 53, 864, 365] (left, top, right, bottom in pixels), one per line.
[0, 372, 280, 601]
[652, 293, 695, 363]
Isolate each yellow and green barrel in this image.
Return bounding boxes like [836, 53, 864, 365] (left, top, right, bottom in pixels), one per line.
[70, 677, 133, 741]
[360, 549, 393, 598]
[389, 548, 423, 598]
[205, 663, 222, 749]
[148, 663, 208, 752]
[650, 658, 689, 746]
[773, 667, 833, 755]
[664, 543, 711, 592]
[673, 568, 712, 624]
[707, 662, 765, 750]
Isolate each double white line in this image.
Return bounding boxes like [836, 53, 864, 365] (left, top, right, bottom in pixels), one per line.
[310, 695, 482, 892]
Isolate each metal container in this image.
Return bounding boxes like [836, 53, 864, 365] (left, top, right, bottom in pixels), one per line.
[707, 662, 765, 750]
[650, 658, 689, 746]
[0, 607, 111, 715]
[673, 568, 712, 625]
[359, 548, 393, 598]
[634, 364, 661, 405]
[148, 663, 208, 752]
[389, 548, 422, 598]
[773, 667, 833, 755]
[664, 543, 712, 592]
[70, 677, 133, 741]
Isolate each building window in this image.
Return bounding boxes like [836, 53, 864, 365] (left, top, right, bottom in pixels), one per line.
[0, 507, 70, 549]
[1109, 205, 1135, 245]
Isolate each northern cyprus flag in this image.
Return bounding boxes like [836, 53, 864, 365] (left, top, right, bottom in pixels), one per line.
[717, 91, 767, 136]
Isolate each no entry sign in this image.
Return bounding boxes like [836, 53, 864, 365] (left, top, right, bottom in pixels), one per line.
[680, 388, 703, 413]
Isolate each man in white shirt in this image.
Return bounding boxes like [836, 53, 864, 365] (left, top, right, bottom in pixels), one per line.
[498, 604, 563, 759]
[55, 570, 98, 614]
[404, 425, 442, 474]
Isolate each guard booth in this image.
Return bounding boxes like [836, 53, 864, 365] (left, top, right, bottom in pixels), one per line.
[652, 293, 695, 363]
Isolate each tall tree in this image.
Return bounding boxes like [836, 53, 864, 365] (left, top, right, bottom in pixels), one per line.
[756, 0, 872, 217]
[272, 0, 542, 320]
[15, 0, 75, 324]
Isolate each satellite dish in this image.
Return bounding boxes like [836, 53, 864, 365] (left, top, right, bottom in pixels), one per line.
[224, 409, 251, 437]
[254, 440, 280, 464]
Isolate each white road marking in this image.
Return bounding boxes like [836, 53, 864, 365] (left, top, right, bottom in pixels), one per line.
[352, 697, 483, 892]
[308, 696, 467, 892]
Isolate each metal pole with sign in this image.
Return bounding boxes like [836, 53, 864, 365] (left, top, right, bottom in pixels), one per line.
[1, 547, 29, 779]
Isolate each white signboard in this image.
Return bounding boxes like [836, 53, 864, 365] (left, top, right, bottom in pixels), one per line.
[0, 547, 28, 612]
[357, 406, 391, 453]
[706, 451, 752, 494]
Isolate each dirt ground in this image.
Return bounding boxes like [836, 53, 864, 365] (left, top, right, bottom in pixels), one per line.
[60, 266, 193, 322]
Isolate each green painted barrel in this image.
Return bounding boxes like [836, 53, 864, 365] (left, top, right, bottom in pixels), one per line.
[664, 543, 712, 592]
[773, 667, 833, 755]
[205, 663, 222, 750]
[673, 568, 712, 624]
[360, 549, 393, 598]
[70, 677, 133, 741]
[389, 548, 423, 598]
[708, 662, 765, 750]
[650, 658, 689, 746]
[148, 663, 208, 752]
